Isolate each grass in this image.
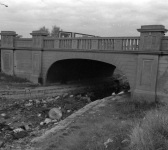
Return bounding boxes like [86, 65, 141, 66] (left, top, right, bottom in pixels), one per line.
[34, 94, 165, 150]
[129, 105, 168, 150]
[0, 72, 39, 90]
[0, 72, 29, 83]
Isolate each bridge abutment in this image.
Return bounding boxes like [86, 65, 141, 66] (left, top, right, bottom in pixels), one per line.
[133, 25, 167, 102]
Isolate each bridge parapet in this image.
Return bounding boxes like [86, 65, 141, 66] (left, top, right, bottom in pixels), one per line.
[43, 36, 140, 51]
[161, 36, 168, 51]
[15, 38, 32, 48]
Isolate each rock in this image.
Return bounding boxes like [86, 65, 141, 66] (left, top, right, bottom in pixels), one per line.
[69, 95, 73, 97]
[29, 99, 33, 102]
[37, 114, 41, 117]
[13, 130, 28, 139]
[118, 91, 124, 95]
[112, 92, 116, 96]
[51, 119, 58, 123]
[25, 103, 32, 107]
[43, 104, 47, 108]
[13, 128, 24, 133]
[55, 96, 60, 100]
[104, 138, 113, 148]
[0, 140, 4, 148]
[47, 98, 54, 102]
[67, 110, 71, 113]
[63, 93, 68, 97]
[35, 100, 40, 104]
[40, 122, 44, 126]
[49, 108, 62, 120]
[24, 124, 31, 131]
[42, 100, 47, 104]
[44, 118, 52, 124]
[1, 113, 6, 117]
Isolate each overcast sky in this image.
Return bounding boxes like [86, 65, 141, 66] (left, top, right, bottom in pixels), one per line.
[0, 0, 168, 37]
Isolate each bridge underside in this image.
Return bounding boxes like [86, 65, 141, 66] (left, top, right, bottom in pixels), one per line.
[46, 59, 116, 83]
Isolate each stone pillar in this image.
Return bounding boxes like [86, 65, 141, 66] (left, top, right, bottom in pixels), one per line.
[30, 31, 48, 83]
[0, 31, 17, 75]
[133, 25, 167, 102]
[30, 31, 48, 49]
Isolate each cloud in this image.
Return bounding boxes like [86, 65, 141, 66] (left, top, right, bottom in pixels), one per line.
[0, 0, 168, 37]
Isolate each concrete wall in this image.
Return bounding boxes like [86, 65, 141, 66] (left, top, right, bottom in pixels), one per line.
[157, 55, 168, 102]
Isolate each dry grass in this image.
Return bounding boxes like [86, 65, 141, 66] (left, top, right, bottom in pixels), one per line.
[129, 106, 168, 150]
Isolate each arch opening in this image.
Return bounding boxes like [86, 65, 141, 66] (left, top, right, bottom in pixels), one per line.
[46, 59, 130, 98]
[46, 59, 116, 84]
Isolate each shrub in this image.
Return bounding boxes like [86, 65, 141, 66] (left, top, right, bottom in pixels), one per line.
[129, 107, 168, 150]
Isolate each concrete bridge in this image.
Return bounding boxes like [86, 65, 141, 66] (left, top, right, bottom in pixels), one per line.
[1, 25, 168, 102]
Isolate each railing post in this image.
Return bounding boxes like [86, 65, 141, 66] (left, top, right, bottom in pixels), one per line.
[133, 25, 167, 102]
[0, 31, 17, 75]
[30, 31, 48, 84]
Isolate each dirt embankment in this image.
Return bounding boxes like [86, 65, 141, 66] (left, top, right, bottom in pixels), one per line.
[0, 72, 130, 149]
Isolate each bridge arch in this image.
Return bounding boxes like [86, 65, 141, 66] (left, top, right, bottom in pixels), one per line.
[46, 59, 116, 83]
[42, 51, 137, 91]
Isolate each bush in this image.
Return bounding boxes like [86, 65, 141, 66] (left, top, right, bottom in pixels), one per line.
[129, 107, 168, 150]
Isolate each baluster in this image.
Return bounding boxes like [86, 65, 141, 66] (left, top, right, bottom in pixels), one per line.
[136, 39, 139, 50]
[84, 40, 86, 49]
[66, 40, 68, 48]
[131, 39, 134, 50]
[102, 40, 104, 50]
[88, 39, 90, 49]
[98, 40, 101, 50]
[59, 40, 61, 48]
[65, 40, 67, 48]
[127, 39, 130, 50]
[104, 39, 106, 50]
[133, 39, 137, 51]
[109, 39, 111, 50]
[68, 40, 69, 48]
[79, 40, 82, 49]
[123, 39, 126, 50]
[88, 40, 90, 49]
[112, 39, 114, 50]
[82, 40, 84, 49]
[86, 40, 88, 49]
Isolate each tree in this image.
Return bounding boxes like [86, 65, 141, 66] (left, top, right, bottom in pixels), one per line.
[38, 25, 62, 37]
[51, 25, 61, 37]
[39, 26, 50, 35]
[16, 35, 23, 38]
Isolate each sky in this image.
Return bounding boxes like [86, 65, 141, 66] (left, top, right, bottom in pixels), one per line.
[0, 0, 168, 37]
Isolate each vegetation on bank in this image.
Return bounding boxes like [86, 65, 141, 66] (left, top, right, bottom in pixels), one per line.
[129, 104, 168, 150]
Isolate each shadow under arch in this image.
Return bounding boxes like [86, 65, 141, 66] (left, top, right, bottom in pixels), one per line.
[46, 59, 117, 84]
